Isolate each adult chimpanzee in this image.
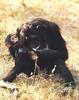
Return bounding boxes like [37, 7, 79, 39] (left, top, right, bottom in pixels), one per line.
[3, 18, 75, 86]
[15, 18, 75, 86]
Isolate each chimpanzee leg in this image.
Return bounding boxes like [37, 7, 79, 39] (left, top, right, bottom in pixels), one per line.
[55, 59, 75, 86]
[3, 66, 22, 82]
[36, 49, 63, 75]
[3, 54, 25, 82]
[44, 64, 53, 75]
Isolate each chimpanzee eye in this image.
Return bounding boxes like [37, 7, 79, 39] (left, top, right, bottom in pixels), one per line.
[11, 35, 16, 42]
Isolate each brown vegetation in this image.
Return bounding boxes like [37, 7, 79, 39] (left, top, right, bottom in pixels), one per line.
[0, 0, 79, 100]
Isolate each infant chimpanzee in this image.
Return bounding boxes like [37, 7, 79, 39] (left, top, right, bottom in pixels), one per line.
[3, 34, 35, 82]
[3, 18, 75, 86]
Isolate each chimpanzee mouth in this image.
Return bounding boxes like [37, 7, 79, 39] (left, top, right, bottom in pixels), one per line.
[30, 40, 40, 51]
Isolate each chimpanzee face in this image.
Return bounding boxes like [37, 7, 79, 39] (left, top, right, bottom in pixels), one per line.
[22, 33, 47, 61]
[27, 34, 42, 50]
[5, 34, 18, 48]
[16, 22, 48, 51]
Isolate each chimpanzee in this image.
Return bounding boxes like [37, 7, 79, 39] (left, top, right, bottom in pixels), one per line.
[15, 18, 75, 85]
[3, 34, 35, 82]
[3, 18, 75, 86]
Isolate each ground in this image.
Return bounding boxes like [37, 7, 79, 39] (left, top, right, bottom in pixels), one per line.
[0, 0, 79, 100]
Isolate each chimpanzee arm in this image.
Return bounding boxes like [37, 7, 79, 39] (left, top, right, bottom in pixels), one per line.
[3, 66, 22, 82]
[9, 46, 16, 59]
[3, 54, 24, 82]
[35, 48, 64, 61]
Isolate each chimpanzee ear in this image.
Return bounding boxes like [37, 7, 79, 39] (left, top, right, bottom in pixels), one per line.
[16, 27, 21, 38]
[5, 34, 12, 43]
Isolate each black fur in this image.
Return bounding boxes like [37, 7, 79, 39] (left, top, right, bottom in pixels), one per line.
[3, 18, 75, 86]
[16, 18, 68, 61]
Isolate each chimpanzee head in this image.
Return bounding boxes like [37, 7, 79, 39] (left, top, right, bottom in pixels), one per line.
[16, 19, 49, 51]
[5, 34, 18, 49]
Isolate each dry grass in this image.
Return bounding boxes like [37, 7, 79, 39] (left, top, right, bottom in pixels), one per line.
[0, 0, 79, 100]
